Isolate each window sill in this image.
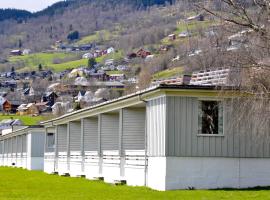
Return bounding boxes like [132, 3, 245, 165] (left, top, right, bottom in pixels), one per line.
[197, 134, 225, 137]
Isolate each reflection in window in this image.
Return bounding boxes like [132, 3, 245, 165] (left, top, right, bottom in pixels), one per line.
[199, 101, 223, 134]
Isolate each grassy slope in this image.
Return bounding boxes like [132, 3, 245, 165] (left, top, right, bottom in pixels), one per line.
[49, 59, 88, 72]
[153, 67, 184, 80]
[75, 30, 116, 45]
[10, 52, 78, 72]
[0, 114, 50, 125]
[0, 167, 269, 200]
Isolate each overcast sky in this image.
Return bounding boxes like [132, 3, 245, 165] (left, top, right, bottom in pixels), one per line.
[0, 0, 62, 12]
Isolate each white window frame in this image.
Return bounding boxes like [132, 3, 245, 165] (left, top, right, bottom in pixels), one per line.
[197, 99, 225, 137]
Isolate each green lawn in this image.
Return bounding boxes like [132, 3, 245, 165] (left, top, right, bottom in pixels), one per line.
[10, 52, 78, 72]
[0, 167, 269, 200]
[49, 58, 88, 72]
[0, 114, 50, 125]
[153, 67, 184, 80]
[76, 30, 112, 45]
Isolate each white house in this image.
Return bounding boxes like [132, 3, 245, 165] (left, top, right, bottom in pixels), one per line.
[107, 47, 115, 54]
[41, 84, 270, 191]
[0, 126, 45, 170]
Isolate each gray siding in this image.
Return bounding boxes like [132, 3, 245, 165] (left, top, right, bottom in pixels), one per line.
[12, 137, 17, 153]
[147, 97, 166, 156]
[100, 113, 119, 151]
[4, 140, 8, 154]
[57, 125, 68, 152]
[31, 132, 45, 157]
[83, 118, 98, 151]
[0, 141, 3, 154]
[122, 108, 146, 150]
[17, 136, 22, 154]
[166, 96, 270, 158]
[8, 138, 12, 154]
[22, 135, 27, 153]
[69, 121, 81, 151]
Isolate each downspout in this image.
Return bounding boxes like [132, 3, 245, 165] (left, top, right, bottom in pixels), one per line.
[139, 95, 148, 187]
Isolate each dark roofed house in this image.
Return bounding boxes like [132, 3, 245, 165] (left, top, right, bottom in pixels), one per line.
[10, 50, 22, 56]
[43, 92, 58, 107]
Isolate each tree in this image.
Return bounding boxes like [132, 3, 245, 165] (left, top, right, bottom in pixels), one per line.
[88, 58, 97, 69]
[38, 64, 43, 71]
[195, 0, 270, 135]
[67, 30, 79, 41]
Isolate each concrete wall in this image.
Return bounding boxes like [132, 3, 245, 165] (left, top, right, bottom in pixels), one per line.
[165, 157, 270, 190]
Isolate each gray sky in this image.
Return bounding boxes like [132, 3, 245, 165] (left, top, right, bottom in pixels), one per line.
[0, 0, 62, 12]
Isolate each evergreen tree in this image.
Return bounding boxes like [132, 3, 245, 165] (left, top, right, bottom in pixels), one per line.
[38, 64, 43, 71]
[88, 58, 97, 69]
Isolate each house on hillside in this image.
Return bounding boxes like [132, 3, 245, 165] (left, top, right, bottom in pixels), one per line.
[136, 48, 151, 58]
[17, 103, 39, 116]
[10, 50, 22, 56]
[168, 34, 176, 40]
[42, 92, 58, 107]
[2, 100, 21, 114]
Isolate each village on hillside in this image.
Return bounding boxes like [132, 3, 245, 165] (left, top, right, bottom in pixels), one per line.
[0, 10, 255, 131]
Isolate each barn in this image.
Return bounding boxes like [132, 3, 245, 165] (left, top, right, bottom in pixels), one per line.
[38, 84, 270, 190]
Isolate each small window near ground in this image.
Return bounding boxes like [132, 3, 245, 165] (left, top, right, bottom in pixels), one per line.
[47, 133, 55, 148]
[199, 101, 223, 135]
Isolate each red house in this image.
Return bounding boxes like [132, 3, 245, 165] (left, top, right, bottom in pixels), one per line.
[136, 48, 151, 58]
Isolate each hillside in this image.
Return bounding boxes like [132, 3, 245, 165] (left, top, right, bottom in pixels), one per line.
[0, 0, 174, 22]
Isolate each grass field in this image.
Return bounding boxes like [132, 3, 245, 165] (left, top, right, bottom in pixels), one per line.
[10, 52, 79, 72]
[0, 114, 51, 125]
[0, 167, 269, 200]
[153, 67, 184, 80]
[76, 30, 112, 45]
[49, 58, 88, 72]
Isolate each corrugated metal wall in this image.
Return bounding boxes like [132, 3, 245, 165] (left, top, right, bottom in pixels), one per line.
[83, 118, 98, 151]
[166, 96, 270, 158]
[147, 97, 167, 156]
[122, 108, 146, 150]
[31, 132, 45, 157]
[100, 113, 119, 151]
[22, 135, 27, 153]
[17, 136, 22, 154]
[57, 125, 68, 152]
[0, 141, 3, 154]
[4, 140, 8, 154]
[12, 137, 16, 154]
[69, 121, 81, 151]
[8, 138, 12, 154]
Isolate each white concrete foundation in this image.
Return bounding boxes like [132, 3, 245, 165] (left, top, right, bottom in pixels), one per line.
[148, 157, 270, 191]
[84, 151, 100, 179]
[102, 151, 121, 183]
[57, 152, 69, 175]
[27, 157, 44, 170]
[44, 153, 56, 174]
[69, 152, 83, 177]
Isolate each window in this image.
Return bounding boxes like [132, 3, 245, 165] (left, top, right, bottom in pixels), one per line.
[199, 100, 223, 135]
[47, 133, 55, 148]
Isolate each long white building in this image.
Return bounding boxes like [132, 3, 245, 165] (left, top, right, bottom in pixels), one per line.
[0, 126, 45, 170]
[40, 84, 270, 191]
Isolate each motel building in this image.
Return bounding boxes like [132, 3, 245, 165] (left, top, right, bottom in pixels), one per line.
[39, 84, 270, 191]
[0, 126, 45, 170]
